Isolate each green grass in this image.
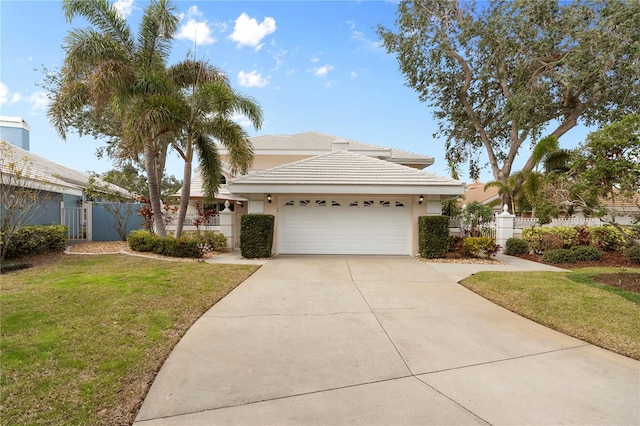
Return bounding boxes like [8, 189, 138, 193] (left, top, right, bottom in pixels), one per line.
[461, 267, 640, 360]
[1, 254, 258, 426]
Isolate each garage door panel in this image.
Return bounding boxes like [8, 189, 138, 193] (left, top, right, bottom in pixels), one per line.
[279, 197, 411, 255]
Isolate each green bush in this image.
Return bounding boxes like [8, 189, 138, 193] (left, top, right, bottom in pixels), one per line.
[240, 214, 274, 259]
[462, 237, 500, 258]
[505, 238, 528, 255]
[589, 226, 629, 251]
[4, 225, 68, 259]
[127, 230, 203, 258]
[542, 248, 576, 264]
[418, 215, 449, 259]
[625, 246, 640, 265]
[523, 227, 579, 253]
[202, 232, 227, 251]
[569, 245, 603, 261]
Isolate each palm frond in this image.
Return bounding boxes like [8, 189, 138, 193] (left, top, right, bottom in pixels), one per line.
[207, 118, 254, 174]
[62, 0, 134, 56]
[168, 60, 229, 88]
[193, 134, 221, 200]
[137, 0, 178, 68]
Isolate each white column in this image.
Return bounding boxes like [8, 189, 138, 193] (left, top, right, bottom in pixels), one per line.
[496, 204, 515, 253]
[218, 201, 234, 251]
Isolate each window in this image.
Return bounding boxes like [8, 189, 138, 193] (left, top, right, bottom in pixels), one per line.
[331, 200, 341, 206]
[395, 201, 405, 207]
[315, 199, 326, 206]
[363, 200, 374, 207]
[220, 175, 227, 184]
[379, 200, 390, 207]
[299, 199, 310, 206]
[284, 200, 295, 206]
[349, 201, 359, 207]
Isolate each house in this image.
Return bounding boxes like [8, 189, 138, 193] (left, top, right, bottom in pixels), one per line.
[1, 116, 141, 241]
[461, 181, 501, 212]
[180, 131, 465, 255]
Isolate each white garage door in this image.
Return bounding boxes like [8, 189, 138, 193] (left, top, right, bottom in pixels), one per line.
[279, 197, 411, 255]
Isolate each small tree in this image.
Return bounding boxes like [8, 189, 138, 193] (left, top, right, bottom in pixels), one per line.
[0, 142, 58, 259]
[461, 201, 494, 237]
[191, 201, 216, 235]
[86, 175, 138, 241]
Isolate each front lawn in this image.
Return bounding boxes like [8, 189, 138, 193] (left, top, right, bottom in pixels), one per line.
[461, 267, 640, 360]
[0, 254, 258, 425]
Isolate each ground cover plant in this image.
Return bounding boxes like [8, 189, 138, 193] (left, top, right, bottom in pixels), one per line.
[0, 254, 257, 425]
[461, 267, 640, 360]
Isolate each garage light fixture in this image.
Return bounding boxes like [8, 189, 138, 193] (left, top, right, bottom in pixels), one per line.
[418, 195, 424, 205]
[267, 194, 272, 203]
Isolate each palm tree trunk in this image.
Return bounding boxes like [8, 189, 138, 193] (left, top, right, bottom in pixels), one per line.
[174, 160, 192, 238]
[144, 141, 166, 237]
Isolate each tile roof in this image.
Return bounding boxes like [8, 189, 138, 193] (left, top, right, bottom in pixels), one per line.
[223, 131, 434, 165]
[1, 142, 133, 197]
[229, 150, 463, 192]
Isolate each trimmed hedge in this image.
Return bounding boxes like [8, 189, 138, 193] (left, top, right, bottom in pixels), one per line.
[569, 245, 603, 261]
[240, 214, 274, 259]
[505, 238, 528, 255]
[523, 225, 633, 253]
[4, 225, 68, 259]
[127, 230, 203, 258]
[541, 248, 576, 264]
[418, 215, 449, 259]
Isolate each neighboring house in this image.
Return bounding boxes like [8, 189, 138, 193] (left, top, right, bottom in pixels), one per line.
[461, 181, 501, 212]
[180, 131, 466, 255]
[1, 116, 141, 241]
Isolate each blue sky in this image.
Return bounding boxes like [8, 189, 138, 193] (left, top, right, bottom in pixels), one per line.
[0, 0, 592, 183]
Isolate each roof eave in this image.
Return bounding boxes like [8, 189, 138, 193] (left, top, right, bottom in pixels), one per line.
[228, 183, 465, 196]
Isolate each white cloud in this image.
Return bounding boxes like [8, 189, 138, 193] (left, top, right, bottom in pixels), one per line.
[314, 64, 333, 78]
[310, 55, 320, 63]
[272, 48, 287, 71]
[10, 93, 22, 103]
[232, 112, 253, 128]
[237, 70, 269, 88]
[177, 6, 215, 46]
[351, 30, 382, 50]
[229, 13, 276, 48]
[0, 82, 8, 106]
[28, 91, 49, 113]
[113, 0, 134, 18]
[350, 71, 359, 78]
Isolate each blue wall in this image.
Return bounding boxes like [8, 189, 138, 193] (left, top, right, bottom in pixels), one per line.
[92, 202, 144, 241]
[0, 125, 30, 150]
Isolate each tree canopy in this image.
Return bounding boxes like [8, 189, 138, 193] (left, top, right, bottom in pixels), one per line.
[378, 0, 640, 187]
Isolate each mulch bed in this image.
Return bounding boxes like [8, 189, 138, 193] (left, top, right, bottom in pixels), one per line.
[516, 251, 640, 294]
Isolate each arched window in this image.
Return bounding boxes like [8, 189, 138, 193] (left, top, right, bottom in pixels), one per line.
[220, 175, 227, 184]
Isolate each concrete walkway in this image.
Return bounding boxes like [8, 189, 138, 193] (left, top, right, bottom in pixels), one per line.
[134, 255, 639, 425]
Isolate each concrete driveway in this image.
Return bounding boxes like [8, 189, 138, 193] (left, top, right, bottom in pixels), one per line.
[134, 255, 640, 425]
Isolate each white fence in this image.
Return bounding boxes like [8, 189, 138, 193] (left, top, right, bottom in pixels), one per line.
[165, 213, 220, 232]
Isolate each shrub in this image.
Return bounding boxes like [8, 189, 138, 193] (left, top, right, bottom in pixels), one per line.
[505, 238, 528, 255]
[418, 216, 449, 259]
[240, 214, 274, 259]
[4, 225, 68, 259]
[463, 237, 500, 258]
[542, 248, 576, 264]
[589, 226, 629, 252]
[202, 232, 227, 251]
[523, 227, 579, 253]
[447, 235, 465, 257]
[569, 245, 603, 261]
[127, 230, 203, 258]
[625, 246, 640, 265]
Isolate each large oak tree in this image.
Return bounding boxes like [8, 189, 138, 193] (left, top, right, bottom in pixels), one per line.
[378, 0, 640, 207]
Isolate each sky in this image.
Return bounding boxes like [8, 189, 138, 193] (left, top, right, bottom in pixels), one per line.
[0, 0, 593, 184]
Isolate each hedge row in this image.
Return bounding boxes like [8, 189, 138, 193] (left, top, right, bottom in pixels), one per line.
[418, 216, 449, 259]
[3, 225, 68, 259]
[523, 225, 638, 253]
[127, 230, 205, 258]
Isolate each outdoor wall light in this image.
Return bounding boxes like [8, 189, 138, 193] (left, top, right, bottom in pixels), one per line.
[267, 194, 272, 203]
[418, 195, 424, 205]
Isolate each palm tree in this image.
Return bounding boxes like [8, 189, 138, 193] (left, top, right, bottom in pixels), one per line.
[168, 60, 263, 237]
[484, 172, 526, 214]
[48, 0, 181, 237]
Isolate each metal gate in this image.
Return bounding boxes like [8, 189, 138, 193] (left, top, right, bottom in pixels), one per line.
[61, 201, 89, 241]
